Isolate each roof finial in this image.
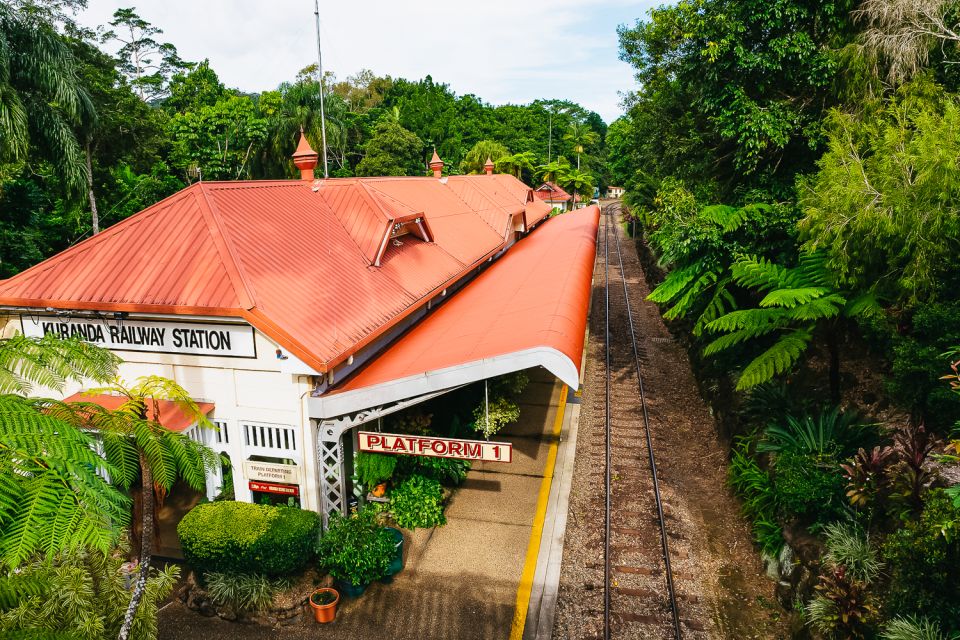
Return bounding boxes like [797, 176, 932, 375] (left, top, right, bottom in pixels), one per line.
[292, 128, 319, 182]
[483, 156, 495, 175]
[429, 148, 444, 179]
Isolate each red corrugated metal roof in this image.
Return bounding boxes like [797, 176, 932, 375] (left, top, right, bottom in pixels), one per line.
[0, 175, 539, 372]
[534, 181, 572, 202]
[63, 392, 214, 432]
[334, 206, 600, 394]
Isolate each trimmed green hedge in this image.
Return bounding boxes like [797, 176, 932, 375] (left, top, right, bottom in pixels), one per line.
[177, 501, 320, 577]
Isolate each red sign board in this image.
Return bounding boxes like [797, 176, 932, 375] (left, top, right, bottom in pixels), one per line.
[358, 431, 512, 463]
[249, 481, 299, 496]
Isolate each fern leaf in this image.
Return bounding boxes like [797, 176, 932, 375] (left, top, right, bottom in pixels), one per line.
[732, 256, 797, 292]
[648, 260, 705, 305]
[705, 307, 790, 334]
[844, 291, 881, 318]
[663, 269, 718, 320]
[759, 287, 831, 308]
[692, 278, 736, 336]
[735, 329, 814, 390]
[786, 295, 846, 321]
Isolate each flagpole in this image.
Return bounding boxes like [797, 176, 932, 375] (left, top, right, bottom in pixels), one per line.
[313, 0, 329, 178]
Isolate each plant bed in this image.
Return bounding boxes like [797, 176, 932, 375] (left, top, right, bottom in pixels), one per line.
[180, 568, 332, 626]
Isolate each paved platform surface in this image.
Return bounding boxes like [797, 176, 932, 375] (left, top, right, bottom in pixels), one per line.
[158, 369, 563, 640]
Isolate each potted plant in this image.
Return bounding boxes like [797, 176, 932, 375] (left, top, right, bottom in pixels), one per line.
[379, 526, 404, 583]
[355, 452, 397, 497]
[309, 587, 340, 623]
[316, 506, 395, 597]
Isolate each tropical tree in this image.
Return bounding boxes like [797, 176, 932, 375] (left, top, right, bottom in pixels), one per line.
[167, 94, 269, 181]
[0, 1, 91, 193]
[105, 8, 189, 102]
[355, 118, 423, 177]
[536, 157, 571, 184]
[83, 376, 219, 640]
[460, 140, 509, 174]
[799, 83, 960, 305]
[563, 120, 600, 169]
[0, 543, 178, 640]
[495, 151, 536, 182]
[559, 167, 595, 206]
[0, 334, 122, 567]
[704, 252, 879, 399]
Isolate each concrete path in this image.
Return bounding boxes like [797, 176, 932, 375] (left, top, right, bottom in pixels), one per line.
[158, 369, 567, 640]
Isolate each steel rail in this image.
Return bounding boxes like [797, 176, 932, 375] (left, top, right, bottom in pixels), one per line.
[603, 198, 613, 640]
[607, 203, 682, 639]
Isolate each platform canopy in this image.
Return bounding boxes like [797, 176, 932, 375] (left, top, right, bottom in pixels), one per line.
[309, 205, 600, 419]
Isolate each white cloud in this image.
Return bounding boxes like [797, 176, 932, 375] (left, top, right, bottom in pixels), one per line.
[80, 0, 652, 122]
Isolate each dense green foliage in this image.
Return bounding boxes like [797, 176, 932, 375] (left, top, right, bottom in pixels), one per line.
[881, 490, 960, 629]
[389, 474, 446, 530]
[354, 452, 398, 491]
[0, 545, 179, 640]
[178, 501, 320, 577]
[204, 571, 285, 614]
[316, 506, 394, 586]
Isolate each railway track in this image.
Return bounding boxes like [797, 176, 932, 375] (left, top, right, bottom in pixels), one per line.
[599, 202, 685, 639]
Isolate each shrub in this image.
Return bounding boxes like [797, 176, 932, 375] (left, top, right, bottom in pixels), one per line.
[882, 489, 960, 629]
[204, 572, 285, 613]
[881, 616, 948, 640]
[821, 522, 882, 583]
[316, 506, 394, 586]
[758, 407, 872, 457]
[805, 566, 878, 639]
[390, 474, 446, 529]
[472, 396, 519, 438]
[355, 452, 397, 491]
[772, 450, 845, 525]
[727, 441, 783, 555]
[397, 455, 471, 486]
[178, 501, 320, 577]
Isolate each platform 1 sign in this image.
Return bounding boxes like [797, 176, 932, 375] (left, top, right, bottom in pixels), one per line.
[358, 431, 512, 463]
[21, 315, 256, 358]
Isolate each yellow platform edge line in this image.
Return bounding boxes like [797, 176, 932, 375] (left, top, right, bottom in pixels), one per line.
[509, 383, 568, 640]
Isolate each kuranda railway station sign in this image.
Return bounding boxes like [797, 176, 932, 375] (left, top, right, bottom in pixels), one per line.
[21, 315, 257, 358]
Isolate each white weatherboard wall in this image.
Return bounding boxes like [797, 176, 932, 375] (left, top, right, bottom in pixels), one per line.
[0, 313, 321, 513]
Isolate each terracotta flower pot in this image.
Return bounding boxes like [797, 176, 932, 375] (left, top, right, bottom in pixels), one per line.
[309, 588, 339, 623]
[372, 482, 387, 498]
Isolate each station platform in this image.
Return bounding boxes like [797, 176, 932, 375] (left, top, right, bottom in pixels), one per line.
[157, 368, 579, 640]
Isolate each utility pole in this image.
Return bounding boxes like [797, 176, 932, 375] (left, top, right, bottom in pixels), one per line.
[547, 109, 552, 165]
[313, 0, 329, 178]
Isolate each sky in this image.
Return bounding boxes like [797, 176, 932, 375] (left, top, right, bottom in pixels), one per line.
[77, 0, 656, 123]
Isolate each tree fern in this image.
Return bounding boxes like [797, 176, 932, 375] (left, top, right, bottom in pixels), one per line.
[735, 329, 813, 390]
[0, 395, 130, 568]
[705, 251, 879, 391]
[0, 334, 119, 395]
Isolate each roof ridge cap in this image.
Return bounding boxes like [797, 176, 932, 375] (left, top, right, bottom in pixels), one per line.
[435, 175, 506, 238]
[194, 184, 258, 310]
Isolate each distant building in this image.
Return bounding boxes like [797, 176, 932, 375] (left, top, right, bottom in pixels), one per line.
[534, 181, 572, 211]
[606, 186, 625, 199]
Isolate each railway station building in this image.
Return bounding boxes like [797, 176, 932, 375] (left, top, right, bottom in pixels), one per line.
[0, 135, 600, 525]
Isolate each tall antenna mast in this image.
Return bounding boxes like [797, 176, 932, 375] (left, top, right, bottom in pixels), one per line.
[313, 0, 329, 178]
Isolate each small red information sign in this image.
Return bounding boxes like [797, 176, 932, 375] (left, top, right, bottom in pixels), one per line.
[249, 481, 300, 496]
[358, 431, 512, 463]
